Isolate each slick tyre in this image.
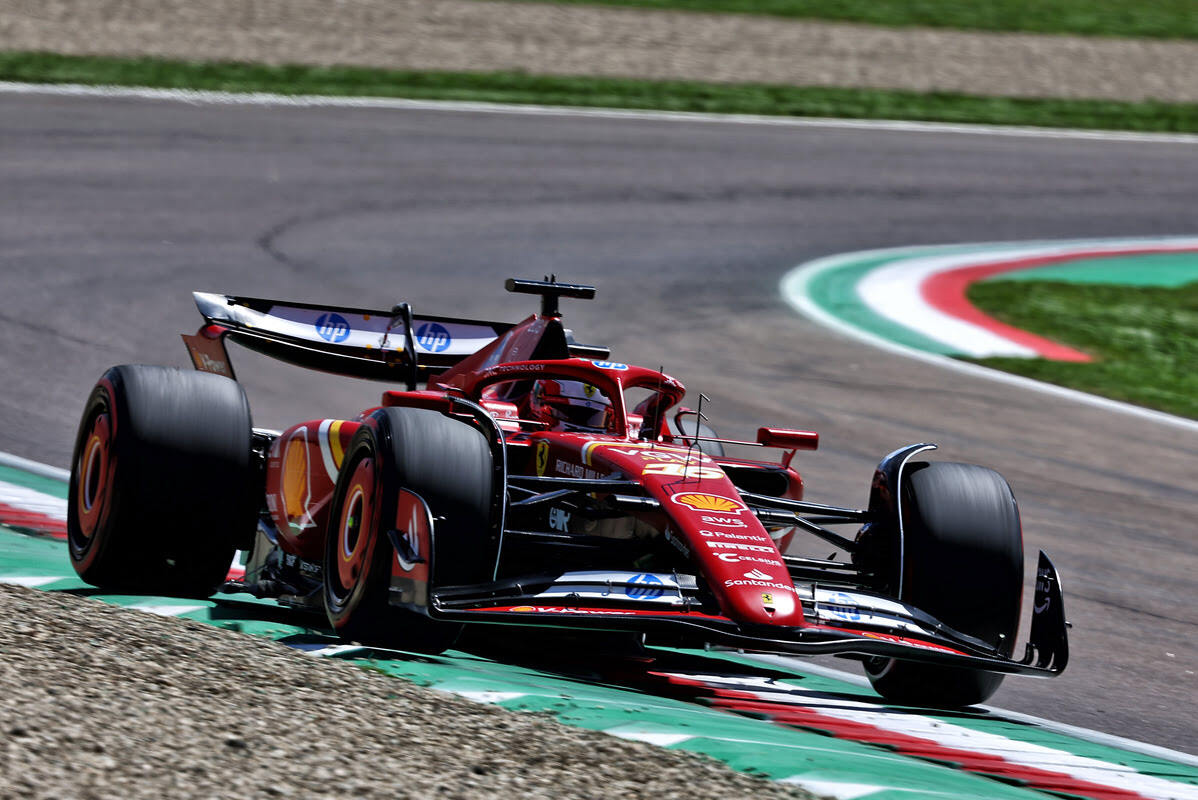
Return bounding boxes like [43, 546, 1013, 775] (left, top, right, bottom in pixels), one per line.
[68, 365, 257, 596]
[323, 407, 493, 653]
[864, 462, 1023, 708]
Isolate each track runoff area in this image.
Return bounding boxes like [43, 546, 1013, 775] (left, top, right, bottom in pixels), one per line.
[2, 451, 1196, 800]
[781, 235, 1198, 433]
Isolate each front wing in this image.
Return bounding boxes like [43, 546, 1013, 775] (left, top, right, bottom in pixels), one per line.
[426, 552, 1068, 678]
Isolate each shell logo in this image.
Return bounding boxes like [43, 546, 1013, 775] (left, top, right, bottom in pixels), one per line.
[670, 492, 746, 514]
[282, 432, 313, 530]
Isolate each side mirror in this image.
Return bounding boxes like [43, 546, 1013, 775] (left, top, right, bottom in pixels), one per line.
[756, 427, 819, 451]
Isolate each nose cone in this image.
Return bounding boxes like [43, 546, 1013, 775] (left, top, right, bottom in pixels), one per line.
[585, 443, 806, 627]
[649, 485, 803, 626]
[716, 564, 803, 625]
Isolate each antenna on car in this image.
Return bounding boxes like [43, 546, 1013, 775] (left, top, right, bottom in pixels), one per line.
[505, 276, 596, 318]
[652, 366, 665, 449]
[682, 392, 710, 483]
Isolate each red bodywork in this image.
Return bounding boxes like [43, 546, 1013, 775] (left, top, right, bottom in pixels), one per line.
[190, 281, 1067, 677]
[260, 312, 818, 632]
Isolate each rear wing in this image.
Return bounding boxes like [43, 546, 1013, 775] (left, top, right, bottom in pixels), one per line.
[184, 292, 513, 384]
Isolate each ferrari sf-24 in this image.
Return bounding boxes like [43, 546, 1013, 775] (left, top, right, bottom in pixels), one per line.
[67, 278, 1068, 707]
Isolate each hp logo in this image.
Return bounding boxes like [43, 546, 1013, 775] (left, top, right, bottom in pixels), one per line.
[415, 322, 452, 353]
[315, 313, 351, 343]
[626, 573, 664, 600]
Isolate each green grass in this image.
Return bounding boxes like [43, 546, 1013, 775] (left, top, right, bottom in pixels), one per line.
[484, 0, 1198, 39]
[967, 281, 1198, 419]
[4, 51, 1198, 133]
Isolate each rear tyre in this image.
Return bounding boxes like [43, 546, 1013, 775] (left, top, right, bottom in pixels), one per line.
[67, 365, 257, 596]
[864, 462, 1023, 707]
[323, 407, 493, 653]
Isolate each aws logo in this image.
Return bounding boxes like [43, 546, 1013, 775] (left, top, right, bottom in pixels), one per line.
[669, 492, 746, 514]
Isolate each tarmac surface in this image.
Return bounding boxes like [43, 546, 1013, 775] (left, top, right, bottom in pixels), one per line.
[0, 91, 1195, 752]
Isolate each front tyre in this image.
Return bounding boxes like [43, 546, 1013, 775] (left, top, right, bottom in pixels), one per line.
[864, 462, 1023, 707]
[67, 365, 257, 596]
[323, 407, 493, 653]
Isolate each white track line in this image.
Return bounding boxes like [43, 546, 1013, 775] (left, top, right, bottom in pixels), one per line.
[3, 81, 1198, 144]
[744, 654, 1198, 768]
[0, 451, 70, 481]
[780, 240, 1198, 434]
[0, 576, 68, 588]
[693, 671, 1198, 800]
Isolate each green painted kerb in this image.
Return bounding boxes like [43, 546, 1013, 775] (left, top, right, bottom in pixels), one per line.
[802, 252, 958, 354]
[0, 463, 70, 497]
[983, 251, 1198, 287]
[795, 242, 1038, 354]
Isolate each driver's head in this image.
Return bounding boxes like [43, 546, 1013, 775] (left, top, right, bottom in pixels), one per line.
[529, 379, 613, 432]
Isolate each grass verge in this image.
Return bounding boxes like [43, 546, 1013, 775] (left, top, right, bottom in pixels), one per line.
[3, 52, 1198, 133]
[966, 281, 1198, 420]
[481, 0, 1198, 40]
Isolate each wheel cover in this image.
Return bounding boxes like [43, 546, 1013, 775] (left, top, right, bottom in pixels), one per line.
[75, 412, 112, 541]
[331, 456, 376, 604]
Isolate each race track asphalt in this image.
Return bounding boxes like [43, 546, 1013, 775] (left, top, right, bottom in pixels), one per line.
[1, 91, 1194, 752]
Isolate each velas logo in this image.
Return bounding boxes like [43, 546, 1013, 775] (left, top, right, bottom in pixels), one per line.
[670, 493, 746, 514]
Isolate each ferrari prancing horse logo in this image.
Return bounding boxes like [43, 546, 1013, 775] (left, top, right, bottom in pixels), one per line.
[535, 440, 550, 476]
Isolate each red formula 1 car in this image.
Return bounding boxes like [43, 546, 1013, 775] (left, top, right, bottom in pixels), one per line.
[68, 278, 1068, 707]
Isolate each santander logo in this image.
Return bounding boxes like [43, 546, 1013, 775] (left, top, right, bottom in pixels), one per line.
[743, 568, 773, 580]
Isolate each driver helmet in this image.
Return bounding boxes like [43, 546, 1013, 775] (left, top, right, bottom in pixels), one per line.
[529, 379, 613, 432]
